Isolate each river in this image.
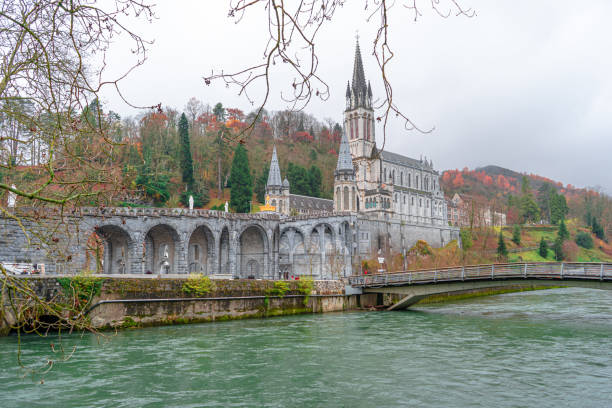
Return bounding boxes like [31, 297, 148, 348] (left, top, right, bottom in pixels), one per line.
[1, 287, 611, 407]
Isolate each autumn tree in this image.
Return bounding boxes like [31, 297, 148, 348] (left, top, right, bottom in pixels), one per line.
[0, 0, 154, 374]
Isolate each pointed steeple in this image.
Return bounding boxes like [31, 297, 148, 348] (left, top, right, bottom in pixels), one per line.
[267, 146, 282, 187]
[352, 40, 367, 93]
[346, 81, 351, 98]
[336, 130, 354, 172]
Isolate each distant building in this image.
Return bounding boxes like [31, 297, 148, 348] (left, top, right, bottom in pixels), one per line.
[446, 193, 506, 227]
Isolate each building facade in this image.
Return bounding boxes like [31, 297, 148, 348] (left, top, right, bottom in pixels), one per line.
[264, 41, 460, 260]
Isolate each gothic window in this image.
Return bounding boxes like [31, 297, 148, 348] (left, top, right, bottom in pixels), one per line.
[394, 194, 398, 203]
[416, 175, 419, 189]
[403, 196, 406, 204]
[400, 172, 403, 186]
[384, 168, 387, 182]
[336, 187, 341, 210]
[352, 187, 356, 210]
[411, 197, 415, 205]
[363, 116, 367, 141]
[392, 170, 395, 184]
[419, 198, 422, 207]
[349, 118, 353, 139]
[354, 116, 359, 139]
[367, 115, 371, 140]
[408, 173, 412, 188]
[343, 186, 349, 210]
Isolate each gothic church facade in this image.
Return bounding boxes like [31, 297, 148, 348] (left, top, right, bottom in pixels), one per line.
[265, 41, 459, 258]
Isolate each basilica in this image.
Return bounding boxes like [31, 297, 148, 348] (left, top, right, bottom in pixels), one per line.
[266, 41, 448, 227]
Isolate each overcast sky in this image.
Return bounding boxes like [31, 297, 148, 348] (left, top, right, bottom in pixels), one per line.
[101, 1, 612, 193]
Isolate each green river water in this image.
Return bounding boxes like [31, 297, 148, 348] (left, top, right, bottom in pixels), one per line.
[1, 287, 611, 407]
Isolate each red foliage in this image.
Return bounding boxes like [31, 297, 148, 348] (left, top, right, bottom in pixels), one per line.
[452, 173, 465, 187]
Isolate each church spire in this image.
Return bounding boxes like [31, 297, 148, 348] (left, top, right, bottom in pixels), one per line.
[266, 146, 282, 187]
[336, 129, 354, 173]
[347, 39, 371, 110]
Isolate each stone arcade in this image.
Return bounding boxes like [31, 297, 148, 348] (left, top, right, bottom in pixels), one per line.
[1, 42, 459, 278]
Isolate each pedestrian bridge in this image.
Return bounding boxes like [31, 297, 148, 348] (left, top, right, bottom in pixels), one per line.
[348, 262, 612, 310]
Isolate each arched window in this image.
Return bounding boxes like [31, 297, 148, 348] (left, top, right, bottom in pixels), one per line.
[416, 175, 419, 189]
[408, 173, 412, 188]
[392, 170, 395, 184]
[352, 187, 356, 210]
[343, 186, 349, 210]
[336, 187, 341, 210]
[367, 115, 371, 140]
[403, 196, 406, 204]
[349, 118, 353, 139]
[400, 172, 403, 186]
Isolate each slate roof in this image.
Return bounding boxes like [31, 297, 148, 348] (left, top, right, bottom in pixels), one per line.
[380, 150, 426, 170]
[289, 194, 333, 212]
[336, 130, 354, 172]
[267, 146, 282, 187]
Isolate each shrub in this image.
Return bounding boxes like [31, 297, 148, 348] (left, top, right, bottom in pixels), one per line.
[267, 281, 290, 297]
[575, 231, 594, 249]
[562, 240, 579, 262]
[182, 274, 214, 297]
[460, 228, 473, 250]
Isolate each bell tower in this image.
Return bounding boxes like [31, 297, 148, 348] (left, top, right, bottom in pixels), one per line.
[344, 39, 375, 160]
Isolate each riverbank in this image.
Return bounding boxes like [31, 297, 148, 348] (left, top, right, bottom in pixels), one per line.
[0, 276, 357, 334]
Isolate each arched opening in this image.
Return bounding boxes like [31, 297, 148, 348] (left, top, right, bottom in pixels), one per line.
[279, 228, 306, 278]
[239, 225, 268, 279]
[93, 225, 132, 274]
[336, 187, 341, 210]
[144, 224, 180, 274]
[310, 224, 336, 279]
[219, 227, 230, 275]
[188, 225, 215, 274]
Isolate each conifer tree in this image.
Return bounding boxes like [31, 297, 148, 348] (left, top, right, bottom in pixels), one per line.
[229, 144, 253, 213]
[497, 231, 508, 258]
[553, 237, 564, 261]
[255, 164, 269, 204]
[178, 113, 194, 186]
[539, 237, 548, 258]
[512, 224, 521, 246]
[558, 220, 569, 241]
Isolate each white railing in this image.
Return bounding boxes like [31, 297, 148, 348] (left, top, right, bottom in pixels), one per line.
[348, 262, 612, 287]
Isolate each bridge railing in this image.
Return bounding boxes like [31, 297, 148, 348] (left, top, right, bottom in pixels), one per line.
[348, 262, 612, 287]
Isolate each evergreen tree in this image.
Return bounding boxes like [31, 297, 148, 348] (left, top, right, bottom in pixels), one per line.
[308, 165, 322, 198]
[553, 237, 564, 261]
[213, 102, 225, 121]
[591, 217, 605, 240]
[178, 113, 194, 186]
[539, 237, 548, 258]
[254, 164, 270, 204]
[287, 163, 311, 196]
[512, 224, 521, 246]
[497, 232, 508, 258]
[558, 220, 569, 241]
[550, 192, 568, 224]
[519, 194, 540, 223]
[229, 144, 253, 213]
